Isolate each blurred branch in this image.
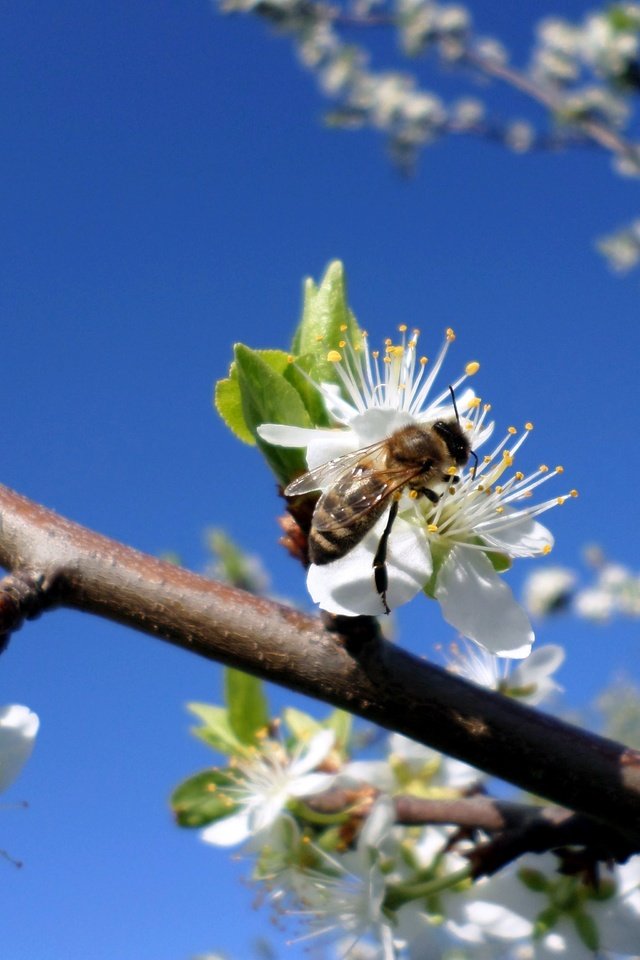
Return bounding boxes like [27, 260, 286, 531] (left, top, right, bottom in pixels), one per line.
[0, 483, 640, 845]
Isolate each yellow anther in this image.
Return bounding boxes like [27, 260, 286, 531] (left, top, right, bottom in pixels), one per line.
[362, 330, 368, 338]
[315, 335, 324, 342]
[448, 486, 456, 494]
[427, 523, 439, 533]
[447, 465, 458, 476]
[515, 471, 524, 481]
[398, 323, 407, 332]
[502, 451, 514, 466]
[383, 356, 391, 364]
[477, 484, 485, 492]
[206, 783, 217, 793]
[483, 403, 492, 412]
[525, 422, 534, 431]
[555, 465, 564, 474]
[408, 489, 419, 499]
[338, 340, 346, 348]
[287, 354, 294, 363]
[420, 356, 428, 365]
[412, 327, 420, 336]
[446, 327, 456, 341]
[542, 544, 552, 555]
[483, 455, 492, 463]
[539, 464, 549, 473]
[468, 396, 481, 408]
[495, 485, 503, 494]
[327, 350, 342, 362]
[508, 426, 517, 435]
[384, 337, 392, 346]
[557, 497, 566, 505]
[570, 489, 579, 498]
[495, 506, 504, 514]
[465, 361, 480, 376]
[372, 350, 379, 359]
[408, 339, 416, 350]
[339, 323, 348, 332]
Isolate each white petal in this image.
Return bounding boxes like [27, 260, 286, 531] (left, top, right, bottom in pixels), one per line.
[0, 705, 39, 793]
[201, 808, 252, 847]
[288, 771, 335, 798]
[510, 644, 565, 687]
[305, 431, 359, 470]
[435, 546, 534, 658]
[350, 409, 413, 446]
[307, 514, 432, 616]
[478, 512, 554, 558]
[257, 423, 324, 448]
[290, 729, 335, 777]
[317, 382, 357, 424]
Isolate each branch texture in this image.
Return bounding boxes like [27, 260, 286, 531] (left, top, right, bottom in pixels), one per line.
[0, 484, 639, 844]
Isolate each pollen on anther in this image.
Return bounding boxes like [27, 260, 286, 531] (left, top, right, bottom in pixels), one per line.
[515, 471, 524, 481]
[555, 465, 564, 474]
[483, 455, 492, 463]
[502, 452, 514, 466]
[542, 544, 553, 555]
[570, 489, 578, 497]
[508, 426, 517, 435]
[539, 464, 549, 473]
[465, 361, 480, 376]
[287, 355, 294, 364]
[447, 465, 458, 476]
[398, 323, 407, 332]
[427, 523, 438, 533]
[315, 335, 324, 342]
[408, 489, 419, 499]
[446, 327, 456, 341]
[468, 396, 481, 408]
[327, 350, 342, 362]
[525, 422, 534, 431]
[372, 350, 379, 359]
[339, 340, 346, 348]
[384, 338, 393, 347]
[339, 323, 348, 332]
[495, 506, 504, 514]
[420, 356, 428, 365]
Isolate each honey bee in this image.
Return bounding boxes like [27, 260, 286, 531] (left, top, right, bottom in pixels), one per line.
[285, 399, 476, 615]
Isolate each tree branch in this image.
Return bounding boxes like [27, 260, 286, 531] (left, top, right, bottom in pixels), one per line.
[1, 483, 639, 845]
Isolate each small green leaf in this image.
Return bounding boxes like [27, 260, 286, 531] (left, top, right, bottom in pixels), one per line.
[518, 868, 550, 893]
[325, 709, 352, 753]
[235, 344, 311, 484]
[573, 911, 600, 952]
[283, 707, 322, 742]
[171, 768, 237, 828]
[224, 667, 270, 745]
[486, 550, 512, 573]
[215, 348, 297, 446]
[422, 541, 451, 599]
[533, 906, 560, 939]
[187, 703, 248, 757]
[284, 354, 332, 428]
[291, 261, 362, 385]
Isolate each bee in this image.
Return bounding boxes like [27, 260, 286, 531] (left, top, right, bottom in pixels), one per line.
[285, 392, 476, 615]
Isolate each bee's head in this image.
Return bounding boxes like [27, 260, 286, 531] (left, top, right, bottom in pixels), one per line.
[432, 419, 471, 466]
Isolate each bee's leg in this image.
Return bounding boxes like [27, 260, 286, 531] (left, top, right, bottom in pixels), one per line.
[372, 499, 399, 615]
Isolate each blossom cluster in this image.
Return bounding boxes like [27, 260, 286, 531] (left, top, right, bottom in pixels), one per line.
[173, 653, 640, 960]
[216, 0, 640, 265]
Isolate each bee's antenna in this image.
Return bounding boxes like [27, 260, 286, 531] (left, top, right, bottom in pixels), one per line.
[450, 384, 478, 480]
[449, 384, 461, 424]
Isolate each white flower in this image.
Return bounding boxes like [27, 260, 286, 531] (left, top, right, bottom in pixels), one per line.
[290, 796, 398, 959]
[445, 640, 565, 707]
[0, 705, 39, 793]
[259, 328, 574, 658]
[201, 729, 336, 848]
[522, 566, 576, 617]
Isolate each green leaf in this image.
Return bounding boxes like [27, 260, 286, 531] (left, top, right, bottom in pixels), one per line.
[518, 868, 550, 893]
[235, 344, 311, 484]
[283, 707, 322, 742]
[171, 768, 237, 828]
[187, 702, 248, 757]
[573, 911, 600, 952]
[486, 550, 512, 573]
[214, 348, 296, 446]
[284, 354, 332, 428]
[325, 709, 352, 753]
[224, 667, 270, 745]
[290, 261, 362, 386]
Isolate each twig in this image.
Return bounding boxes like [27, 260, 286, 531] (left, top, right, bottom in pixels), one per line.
[0, 483, 639, 847]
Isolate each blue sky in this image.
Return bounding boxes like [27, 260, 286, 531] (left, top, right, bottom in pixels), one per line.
[2, 1, 640, 957]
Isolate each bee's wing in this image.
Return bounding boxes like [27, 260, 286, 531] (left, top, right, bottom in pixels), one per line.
[284, 440, 389, 497]
[313, 462, 425, 532]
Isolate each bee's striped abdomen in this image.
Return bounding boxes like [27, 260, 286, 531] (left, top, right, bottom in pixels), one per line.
[309, 471, 389, 564]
